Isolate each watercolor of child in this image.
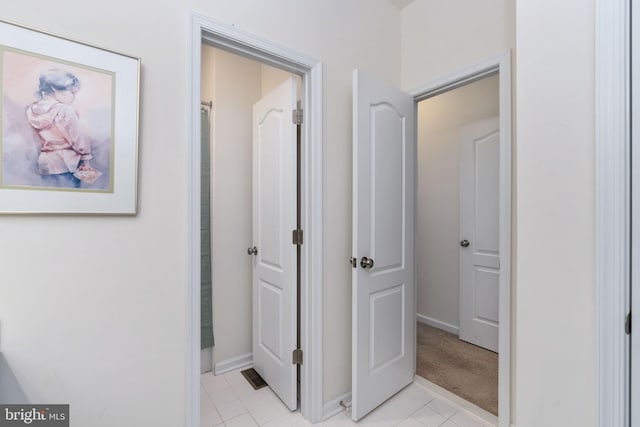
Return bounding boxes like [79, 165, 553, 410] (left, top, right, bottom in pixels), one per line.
[25, 69, 101, 189]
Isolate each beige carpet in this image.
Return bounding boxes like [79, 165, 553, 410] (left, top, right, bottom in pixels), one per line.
[416, 322, 498, 415]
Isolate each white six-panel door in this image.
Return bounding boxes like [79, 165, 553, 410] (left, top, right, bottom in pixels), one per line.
[459, 116, 500, 353]
[251, 78, 298, 410]
[351, 69, 416, 421]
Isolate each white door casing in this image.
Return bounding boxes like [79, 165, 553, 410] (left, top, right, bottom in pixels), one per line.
[190, 15, 326, 426]
[351, 69, 416, 421]
[632, 0, 640, 423]
[252, 77, 298, 411]
[593, 2, 631, 427]
[459, 117, 500, 353]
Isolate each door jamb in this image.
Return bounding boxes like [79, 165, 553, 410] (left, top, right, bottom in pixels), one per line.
[595, 1, 631, 426]
[408, 51, 512, 427]
[187, 12, 324, 426]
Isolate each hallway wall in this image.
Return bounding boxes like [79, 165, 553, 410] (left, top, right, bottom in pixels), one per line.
[514, 1, 596, 426]
[401, 0, 513, 89]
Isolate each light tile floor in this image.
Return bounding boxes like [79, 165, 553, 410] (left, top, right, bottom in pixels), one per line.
[201, 369, 494, 427]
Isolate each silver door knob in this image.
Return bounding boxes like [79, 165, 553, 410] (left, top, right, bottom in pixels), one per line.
[349, 257, 357, 268]
[360, 256, 374, 269]
[460, 240, 470, 248]
[247, 246, 258, 255]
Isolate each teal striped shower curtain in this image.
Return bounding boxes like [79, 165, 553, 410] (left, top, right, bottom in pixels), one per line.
[201, 107, 214, 349]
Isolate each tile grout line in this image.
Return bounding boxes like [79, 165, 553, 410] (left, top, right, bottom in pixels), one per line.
[204, 370, 489, 427]
[204, 385, 225, 422]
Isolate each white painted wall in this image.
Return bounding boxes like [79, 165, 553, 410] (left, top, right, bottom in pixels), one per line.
[0, 1, 401, 424]
[401, 0, 513, 89]
[261, 64, 301, 98]
[417, 75, 499, 331]
[515, 1, 596, 426]
[0, 5, 190, 426]
[202, 46, 216, 105]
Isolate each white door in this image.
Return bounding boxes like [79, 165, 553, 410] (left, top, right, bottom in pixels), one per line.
[351, 69, 416, 421]
[251, 77, 297, 410]
[458, 116, 500, 353]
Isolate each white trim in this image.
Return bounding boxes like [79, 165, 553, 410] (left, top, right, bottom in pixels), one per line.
[322, 391, 351, 421]
[408, 51, 512, 427]
[595, 1, 631, 426]
[631, 1, 639, 418]
[188, 12, 324, 426]
[416, 314, 460, 335]
[414, 376, 498, 426]
[300, 59, 325, 426]
[410, 56, 501, 102]
[187, 16, 202, 427]
[214, 353, 253, 375]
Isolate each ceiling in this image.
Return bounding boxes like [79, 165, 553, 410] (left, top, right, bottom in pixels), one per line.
[387, 0, 416, 9]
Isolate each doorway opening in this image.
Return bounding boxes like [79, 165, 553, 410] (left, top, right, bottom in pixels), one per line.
[199, 43, 302, 421]
[188, 14, 325, 427]
[200, 45, 301, 371]
[415, 73, 500, 420]
[409, 54, 512, 427]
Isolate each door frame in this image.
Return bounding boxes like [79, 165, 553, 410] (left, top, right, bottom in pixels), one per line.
[595, 1, 631, 426]
[187, 12, 324, 426]
[408, 51, 511, 427]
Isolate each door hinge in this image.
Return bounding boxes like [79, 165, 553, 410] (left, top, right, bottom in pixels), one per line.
[292, 348, 303, 365]
[292, 229, 303, 246]
[292, 108, 303, 125]
[626, 312, 632, 335]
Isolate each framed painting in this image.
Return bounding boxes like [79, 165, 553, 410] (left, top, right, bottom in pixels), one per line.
[0, 19, 140, 214]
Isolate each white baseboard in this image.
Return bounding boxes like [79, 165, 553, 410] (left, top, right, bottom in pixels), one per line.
[214, 352, 252, 375]
[323, 391, 351, 421]
[416, 313, 460, 335]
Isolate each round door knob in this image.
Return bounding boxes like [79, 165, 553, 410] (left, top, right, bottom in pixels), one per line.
[247, 246, 258, 255]
[460, 240, 470, 248]
[360, 256, 374, 269]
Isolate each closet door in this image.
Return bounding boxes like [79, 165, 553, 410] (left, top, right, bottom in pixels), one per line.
[251, 77, 298, 411]
[458, 116, 500, 353]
